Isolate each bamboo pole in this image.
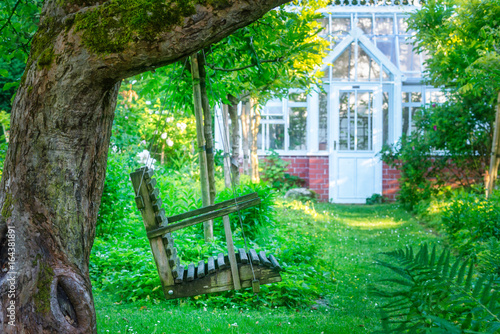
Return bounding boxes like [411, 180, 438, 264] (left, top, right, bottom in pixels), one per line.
[486, 91, 500, 198]
[190, 54, 213, 241]
[222, 104, 241, 290]
[250, 98, 261, 183]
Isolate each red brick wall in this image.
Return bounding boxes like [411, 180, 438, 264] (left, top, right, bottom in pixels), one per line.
[261, 155, 330, 201]
[259, 156, 404, 202]
[382, 162, 400, 201]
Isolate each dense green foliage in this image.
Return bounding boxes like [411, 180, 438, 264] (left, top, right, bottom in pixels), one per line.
[372, 244, 500, 333]
[260, 150, 304, 192]
[380, 92, 495, 209]
[442, 190, 500, 256]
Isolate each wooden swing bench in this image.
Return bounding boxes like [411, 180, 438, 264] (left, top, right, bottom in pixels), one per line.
[130, 167, 282, 299]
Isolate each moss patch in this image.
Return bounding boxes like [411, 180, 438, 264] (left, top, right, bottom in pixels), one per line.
[37, 47, 55, 69]
[34, 261, 54, 315]
[1, 193, 13, 219]
[74, 0, 232, 54]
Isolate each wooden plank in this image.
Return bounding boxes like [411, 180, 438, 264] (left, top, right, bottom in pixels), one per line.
[147, 197, 261, 239]
[146, 178, 157, 192]
[152, 198, 162, 213]
[207, 256, 216, 274]
[186, 263, 195, 282]
[162, 233, 173, 246]
[169, 255, 179, 269]
[258, 251, 272, 267]
[238, 248, 248, 264]
[167, 192, 259, 224]
[222, 213, 241, 289]
[130, 170, 174, 290]
[149, 188, 160, 202]
[268, 254, 282, 271]
[217, 253, 227, 269]
[155, 209, 167, 225]
[134, 195, 145, 210]
[197, 260, 206, 278]
[164, 263, 282, 299]
[174, 265, 185, 284]
[248, 249, 260, 265]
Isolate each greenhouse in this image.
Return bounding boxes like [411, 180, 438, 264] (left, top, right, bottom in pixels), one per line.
[216, 1, 447, 203]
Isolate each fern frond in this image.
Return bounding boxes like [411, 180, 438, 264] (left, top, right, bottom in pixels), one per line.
[372, 244, 500, 333]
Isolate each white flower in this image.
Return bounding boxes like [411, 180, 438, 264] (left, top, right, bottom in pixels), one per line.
[166, 117, 174, 123]
[137, 150, 156, 169]
[161, 133, 167, 140]
[176, 122, 187, 132]
[166, 139, 174, 147]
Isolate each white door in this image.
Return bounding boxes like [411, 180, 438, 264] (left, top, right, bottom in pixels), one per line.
[329, 86, 383, 203]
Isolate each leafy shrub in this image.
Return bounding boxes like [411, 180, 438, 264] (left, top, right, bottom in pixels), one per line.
[0, 110, 10, 180]
[213, 181, 276, 239]
[260, 150, 304, 192]
[372, 243, 500, 333]
[441, 190, 500, 256]
[380, 92, 496, 209]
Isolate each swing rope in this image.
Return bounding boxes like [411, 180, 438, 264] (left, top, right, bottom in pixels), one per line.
[202, 49, 258, 284]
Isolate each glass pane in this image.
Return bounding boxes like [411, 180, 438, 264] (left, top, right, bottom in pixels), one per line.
[357, 46, 381, 81]
[269, 124, 284, 150]
[399, 37, 422, 72]
[266, 106, 282, 115]
[257, 123, 263, 149]
[289, 92, 307, 103]
[402, 106, 410, 135]
[339, 92, 349, 150]
[316, 17, 329, 37]
[357, 17, 373, 34]
[382, 66, 391, 80]
[402, 92, 409, 103]
[411, 107, 421, 134]
[357, 92, 372, 151]
[383, 91, 389, 146]
[319, 90, 328, 151]
[376, 37, 397, 66]
[331, 17, 350, 35]
[288, 107, 307, 150]
[349, 93, 355, 150]
[397, 17, 409, 34]
[411, 92, 422, 102]
[332, 43, 355, 81]
[375, 17, 394, 35]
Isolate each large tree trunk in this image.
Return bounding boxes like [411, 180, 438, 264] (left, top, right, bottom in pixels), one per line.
[0, 0, 289, 332]
[227, 94, 240, 185]
[198, 53, 216, 204]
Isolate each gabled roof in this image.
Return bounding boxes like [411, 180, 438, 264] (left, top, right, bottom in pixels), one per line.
[319, 27, 405, 81]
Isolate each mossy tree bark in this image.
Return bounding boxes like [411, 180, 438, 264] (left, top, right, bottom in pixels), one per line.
[0, 0, 289, 333]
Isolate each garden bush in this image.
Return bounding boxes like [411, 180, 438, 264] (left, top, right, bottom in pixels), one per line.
[260, 149, 304, 192]
[441, 190, 500, 257]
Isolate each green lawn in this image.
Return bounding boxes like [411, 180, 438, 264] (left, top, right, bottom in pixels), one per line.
[94, 201, 441, 334]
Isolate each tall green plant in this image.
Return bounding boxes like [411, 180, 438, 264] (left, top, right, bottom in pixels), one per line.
[372, 244, 500, 333]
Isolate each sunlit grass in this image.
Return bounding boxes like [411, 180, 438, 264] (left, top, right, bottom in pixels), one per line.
[94, 198, 442, 333]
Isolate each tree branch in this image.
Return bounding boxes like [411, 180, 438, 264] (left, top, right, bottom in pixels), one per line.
[0, 0, 22, 34]
[206, 57, 284, 72]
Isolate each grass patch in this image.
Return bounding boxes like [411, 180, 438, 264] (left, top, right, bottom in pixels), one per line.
[93, 200, 441, 333]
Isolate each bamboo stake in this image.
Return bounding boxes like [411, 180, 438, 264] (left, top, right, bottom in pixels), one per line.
[486, 91, 500, 198]
[191, 54, 213, 241]
[222, 104, 241, 290]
